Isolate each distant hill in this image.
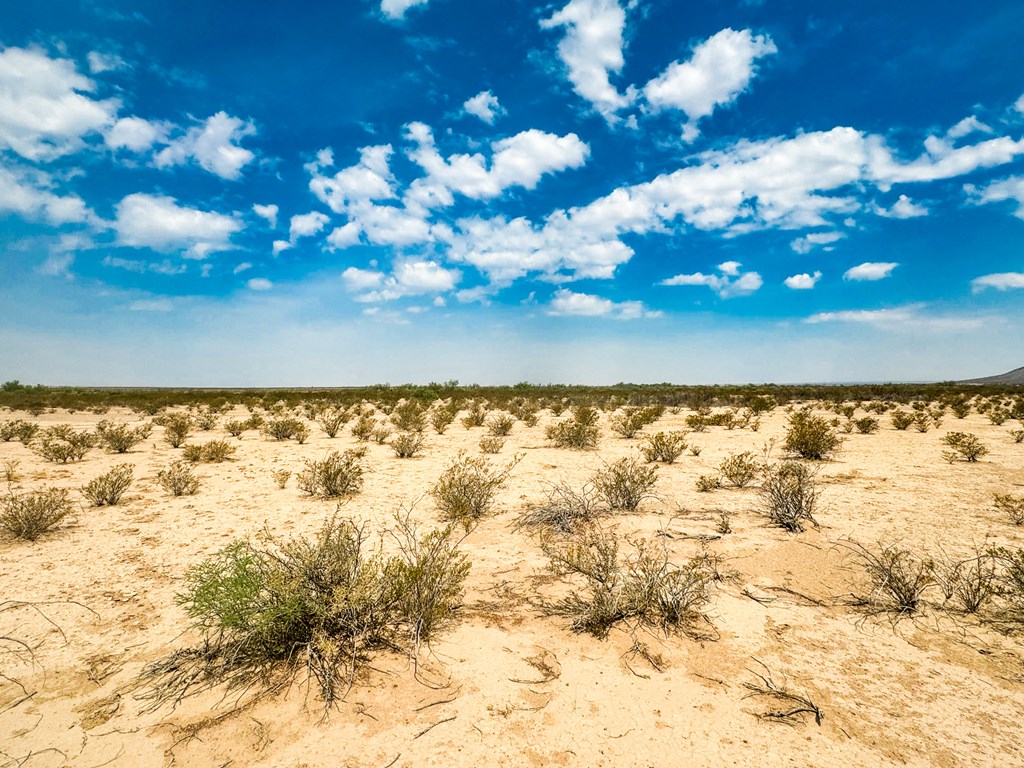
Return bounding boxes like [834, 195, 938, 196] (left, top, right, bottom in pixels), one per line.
[958, 366, 1024, 385]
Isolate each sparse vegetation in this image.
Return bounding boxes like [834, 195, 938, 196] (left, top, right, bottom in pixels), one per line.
[430, 451, 521, 529]
[759, 462, 818, 532]
[82, 464, 133, 506]
[95, 420, 152, 453]
[296, 450, 365, 498]
[719, 451, 760, 488]
[157, 460, 200, 496]
[272, 469, 291, 489]
[479, 435, 505, 454]
[640, 431, 688, 463]
[0, 487, 77, 540]
[546, 405, 600, 450]
[390, 431, 425, 458]
[159, 413, 192, 448]
[486, 413, 515, 437]
[847, 541, 933, 614]
[515, 482, 605, 533]
[591, 457, 657, 511]
[35, 426, 94, 463]
[941, 432, 989, 463]
[696, 474, 721, 492]
[316, 407, 350, 438]
[994, 494, 1024, 526]
[182, 440, 237, 463]
[783, 411, 841, 460]
[608, 405, 663, 438]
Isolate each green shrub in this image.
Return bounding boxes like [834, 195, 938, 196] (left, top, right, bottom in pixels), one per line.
[183, 440, 237, 463]
[545, 406, 600, 450]
[82, 464, 133, 506]
[159, 413, 192, 448]
[478, 435, 505, 454]
[608, 405, 663, 438]
[950, 400, 972, 419]
[224, 419, 247, 438]
[351, 413, 377, 441]
[718, 451, 760, 488]
[429, 402, 458, 434]
[390, 401, 427, 432]
[759, 462, 818, 532]
[783, 412, 841, 460]
[0, 487, 76, 540]
[641, 431, 688, 463]
[994, 494, 1024, 526]
[461, 401, 488, 429]
[157, 460, 200, 496]
[990, 547, 1024, 620]
[853, 417, 879, 434]
[912, 412, 931, 433]
[36, 427, 94, 463]
[592, 457, 657, 511]
[263, 416, 307, 442]
[316, 408, 350, 438]
[390, 432, 424, 458]
[297, 450, 365, 498]
[95, 420, 152, 453]
[272, 469, 291, 489]
[890, 410, 914, 430]
[941, 432, 988, 463]
[932, 548, 997, 614]
[430, 451, 520, 529]
[486, 413, 515, 437]
[695, 475, 721, 492]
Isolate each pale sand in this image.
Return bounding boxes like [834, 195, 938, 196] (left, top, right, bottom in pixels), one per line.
[1, 405, 1022, 767]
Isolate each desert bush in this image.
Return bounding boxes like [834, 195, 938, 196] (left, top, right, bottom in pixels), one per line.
[759, 462, 818, 532]
[478, 435, 505, 454]
[224, 419, 247, 438]
[429, 402, 458, 434]
[0, 420, 18, 441]
[95, 420, 152, 453]
[783, 412, 841, 460]
[690, 445, 703, 456]
[1008, 429, 1024, 444]
[933, 548, 997, 613]
[592, 457, 657, 511]
[508, 397, 541, 427]
[718, 451, 761, 488]
[950, 399, 972, 419]
[941, 432, 989, 463]
[0, 487, 76, 540]
[486, 413, 515, 437]
[391, 432, 424, 458]
[641, 431, 688, 464]
[351, 413, 377, 441]
[183, 440, 237, 463]
[145, 513, 470, 707]
[847, 542, 933, 614]
[695, 474, 721, 492]
[853, 417, 879, 434]
[990, 547, 1024, 620]
[297, 450, 365, 498]
[193, 409, 219, 431]
[159, 413, 192, 448]
[987, 407, 1009, 426]
[36, 427, 94, 463]
[430, 451, 521, 529]
[316, 408, 350, 438]
[608, 405, 663, 439]
[82, 464, 133, 506]
[515, 482, 605, 533]
[1, 420, 38, 444]
[272, 469, 291, 489]
[263, 416, 307, 442]
[912, 412, 932, 433]
[684, 413, 709, 432]
[2, 459, 19, 483]
[890, 410, 914, 430]
[461, 401, 489, 429]
[546, 405, 600, 450]
[541, 527, 711, 638]
[390, 401, 427, 433]
[994, 494, 1024, 526]
[371, 426, 391, 444]
[158, 460, 200, 496]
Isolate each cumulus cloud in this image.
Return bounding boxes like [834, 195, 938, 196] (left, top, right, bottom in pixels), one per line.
[86, 51, 126, 74]
[0, 46, 119, 160]
[341, 259, 460, 302]
[971, 272, 1024, 292]
[843, 262, 898, 281]
[463, 90, 504, 124]
[966, 176, 1024, 219]
[875, 193, 928, 219]
[247, 277, 272, 291]
[946, 115, 992, 140]
[790, 231, 843, 254]
[660, 261, 763, 298]
[784, 271, 822, 290]
[112, 192, 241, 258]
[540, 0, 635, 122]
[868, 134, 1024, 187]
[643, 28, 776, 138]
[252, 203, 279, 228]
[548, 288, 661, 319]
[288, 211, 329, 241]
[0, 164, 92, 224]
[380, 0, 429, 20]
[309, 144, 396, 214]
[325, 222, 362, 250]
[154, 111, 256, 180]
[105, 116, 168, 152]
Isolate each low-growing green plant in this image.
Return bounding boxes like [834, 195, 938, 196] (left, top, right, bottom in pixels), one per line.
[297, 450, 365, 498]
[36, 427, 94, 463]
[890, 410, 914, 430]
[695, 475, 721, 492]
[224, 419, 247, 438]
[1, 420, 39, 444]
[159, 413, 192, 448]
[987, 407, 1009, 426]
[689, 445, 703, 456]
[183, 440, 237, 463]
[193, 409, 219, 431]
[912, 412, 932, 433]
[759, 462, 818, 532]
[640, 431, 688, 464]
[390, 401, 427, 433]
[391, 432, 424, 458]
[430, 451, 521, 529]
[371, 426, 391, 444]
[950, 400, 972, 419]
[82, 464, 134, 506]
[2, 458, 20, 483]
[545, 405, 600, 450]
[994, 494, 1024, 526]
[429, 402, 458, 434]
[608, 405, 663, 438]
[157, 460, 200, 496]
[461, 401, 489, 429]
[486, 413, 515, 437]
[783, 411, 841, 460]
[1009, 429, 1024, 444]
[351, 413, 377, 441]
[479, 435, 506, 454]
[0, 487, 77, 540]
[941, 432, 989, 463]
[853, 417, 879, 435]
[719, 451, 761, 488]
[95, 420, 152, 453]
[591, 457, 657, 511]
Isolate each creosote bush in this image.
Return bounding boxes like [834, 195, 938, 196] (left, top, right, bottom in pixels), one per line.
[783, 411, 842, 460]
[847, 541, 933, 614]
[429, 402, 458, 434]
[718, 451, 761, 488]
[853, 417, 879, 435]
[695, 475, 721, 492]
[297, 450, 365, 498]
[486, 413, 515, 437]
[390, 401, 427, 432]
[641, 431, 688, 464]
[994, 494, 1024, 526]
[82, 464, 133, 506]
[430, 451, 521, 529]
[460, 401, 488, 429]
[890, 410, 914, 430]
[157, 460, 200, 496]
[759, 462, 818, 532]
[591, 457, 657, 511]
[390, 432, 424, 458]
[142, 512, 470, 708]
[36, 426, 94, 463]
[272, 469, 291, 489]
[96, 420, 152, 453]
[608, 405, 663, 438]
[351, 413, 377, 441]
[541, 526, 711, 638]
[0, 487, 77, 541]
[515, 482, 606, 533]
[182, 440, 237, 463]
[478, 435, 506, 454]
[224, 419, 247, 438]
[545, 405, 600, 450]
[941, 432, 989, 463]
[263, 416, 308, 443]
[159, 413, 192, 448]
[932, 547, 997, 614]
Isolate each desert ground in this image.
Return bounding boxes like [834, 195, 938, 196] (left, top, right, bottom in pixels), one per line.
[1, 397, 1023, 768]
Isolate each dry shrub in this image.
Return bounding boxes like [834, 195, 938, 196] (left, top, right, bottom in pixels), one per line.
[847, 541, 933, 614]
[719, 451, 761, 488]
[262, 416, 307, 442]
[390, 432, 424, 458]
[390, 401, 427, 432]
[430, 451, 521, 529]
[351, 413, 377, 441]
[96, 420, 152, 453]
[990, 547, 1024, 621]
[994, 494, 1024, 526]
[0, 488, 76, 540]
[297, 450, 365, 498]
[759, 462, 818, 532]
[316, 408, 350, 438]
[141, 512, 470, 708]
[272, 469, 291, 489]
[783, 411, 841, 460]
[1009, 429, 1024, 444]
[429, 402, 458, 434]
[224, 419, 247, 438]
[82, 464, 133, 506]
[608, 405, 663, 439]
[2, 459, 19, 483]
[515, 482, 606, 533]
[890, 410, 914, 430]
[545, 405, 600, 450]
[941, 432, 989, 463]
[592, 457, 657, 511]
[486, 413, 515, 436]
[641, 431, 688, 463]
[478, 435, 505, 454]
[183, 440, 237, 463]
[461, 401, 488, 429]
[35, 426, 94, 463]
[159, 413, 192, 448]
[371, 426, 391, 444]
[932, 547, 997, 614]
[158, 460, 200, 496]
[541, 526, 711, 638]
[695, 475, 721, 492]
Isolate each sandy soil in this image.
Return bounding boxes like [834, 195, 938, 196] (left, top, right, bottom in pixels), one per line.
[1, 404, 1023, 768]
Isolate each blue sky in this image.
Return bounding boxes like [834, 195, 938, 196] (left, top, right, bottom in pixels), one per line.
[2, 0, 1023, 385]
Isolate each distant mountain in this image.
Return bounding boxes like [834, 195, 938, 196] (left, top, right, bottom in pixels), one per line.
[958, 366, 1024, 385]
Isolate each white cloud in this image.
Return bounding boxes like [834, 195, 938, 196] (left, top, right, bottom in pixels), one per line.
[843, 262, 898, 281]
[875, 193, 928, 219]
[380, 0, 429, 20]
[966, 176, 1024, 219]
[463, 90, 504, 124]
[660, 262, 763, 298]
[643, 28, 777, 137]
[784, 271, 822, 290]
[342, 259, 460, 302]
[309, 144, 396, 214]
[272, 239, 292, 255]
[128, 299, 174, 312]
[247, 277, 273, 291]
[39, 252, 74, 279]
[868, 134, 1024, 186]
[253, 203, 279, 228]
[1016, 93, 1024, 114]
[946, 115, 992, 140]
[970, 272, 1024, 292]
[805, 304, 984, 332]
[0, 164, 92, 224]
[539, 0, 635, 122]
[154, 111, 256, 180]
[341, 266, 385, 292]
[103, 256, 187, 275]
[105, 116, 168, 152]
[0, 46, 119, 160]
[288, 211, 329, 241]
[326, 222, 362, 250]
[233, 262, 252, 274]
[113, 193, 241, 258]
[790, 231, 843, 254]
[548, 288, 660, 319]
[86, 51, 125, 74]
